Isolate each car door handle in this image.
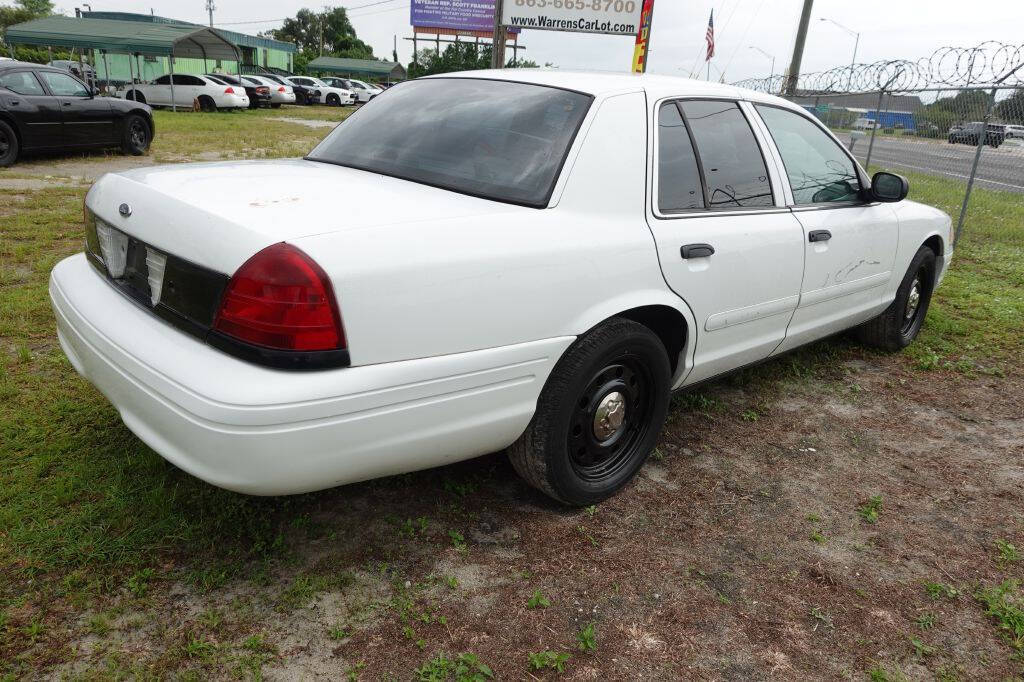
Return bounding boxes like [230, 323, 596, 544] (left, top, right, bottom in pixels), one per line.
[680, 243, 715, 259]
[62, 101, 72, 106]
[808, 230, 832, 243]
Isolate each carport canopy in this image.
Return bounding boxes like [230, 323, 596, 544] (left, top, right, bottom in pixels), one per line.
[4, 15, 241, 61]
[307, 56, 407, 81]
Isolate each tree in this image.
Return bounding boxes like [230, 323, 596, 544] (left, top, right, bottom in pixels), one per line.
[408, 43, 491, 78]
[264, 7, 374, 59]
[994, 88, 1024, 124]
[1, 0, 59, 63]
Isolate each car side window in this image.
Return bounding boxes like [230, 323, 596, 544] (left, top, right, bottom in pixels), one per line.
[657, 102, 704, 212]
[0, 70, 45, 96]
[677, 100, 773, 209]
[39, 71, 90, 97]
[154, 75, 170, 85]
[755, 104, 861, 205]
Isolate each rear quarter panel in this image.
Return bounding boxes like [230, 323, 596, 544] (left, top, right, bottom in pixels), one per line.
[293, 90, 693, 369]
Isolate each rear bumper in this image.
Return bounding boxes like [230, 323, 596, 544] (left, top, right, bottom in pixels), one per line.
[50, 253, 571, 495]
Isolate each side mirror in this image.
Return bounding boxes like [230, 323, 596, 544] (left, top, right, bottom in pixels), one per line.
[90, 86, 100, 97]
[870, 171, 909, 202]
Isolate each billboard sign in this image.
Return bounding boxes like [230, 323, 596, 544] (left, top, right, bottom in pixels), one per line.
[502, 0, 643, 36]
[411, 0, 498, 33]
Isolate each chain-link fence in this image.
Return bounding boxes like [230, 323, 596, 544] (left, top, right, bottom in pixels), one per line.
[734, 43, 1024, 246]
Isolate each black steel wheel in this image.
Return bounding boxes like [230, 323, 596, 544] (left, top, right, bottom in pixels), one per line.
[0, 120, 19, 167]
[567, 356, 655, 484]
[121, 114, 150, 156]
[509, 317, 671, 506]
[856, 245, 936, 351]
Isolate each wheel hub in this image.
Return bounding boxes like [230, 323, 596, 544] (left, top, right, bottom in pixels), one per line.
[593, 391, 626, 441]
[905, 277, 921, 320]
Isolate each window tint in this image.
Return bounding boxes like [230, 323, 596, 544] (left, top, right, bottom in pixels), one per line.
[678, 100, 773, 209]
[657, 103, 704, 212]
[756, 105, 861, 205]
[308, 78, 592, 208]
[39, 71, 89, 97]
[0, 71, 45, 96]
[154, 75, 170, 85]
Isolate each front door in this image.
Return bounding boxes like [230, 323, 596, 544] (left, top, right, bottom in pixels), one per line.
[751, 104, 899, 353]
[37, 69, 116, 146]
[649, 99, 806, 385]
[0, 69, 62, 148]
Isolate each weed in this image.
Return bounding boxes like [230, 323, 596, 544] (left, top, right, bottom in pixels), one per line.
[995, 539, 1020, 564]
[23, 618, 44, 643]
[975, 580, 1024, 654]
[86, 614, 110, 636]
[924, 581, 959, 600]
[806, 513, 821, 522]
[126, 567, 155, 597]
[741, 409, 759, 422]
[446, 576, 459, 589]
[345, 661, 365, 681]
[576, 525, 598, 547]
[328, 625, 349, 641]
[868, 663, 906, 682]
[909, 636, 935, 659]
[584, 505, 597, 517]
[857, 495, 883, 524]
[651, 447, 665, 461]
[415, 652, 493, 681]
[915, 612, 936, 630]
[527, 650, 571, 673]
[184, 635, 217, 660]
[448, 530, 467, 552]
[527, 589, 551, 609]
[576, 622, 596, 651]
[810, 606, 833, 631]
[810, 530, 826, 544]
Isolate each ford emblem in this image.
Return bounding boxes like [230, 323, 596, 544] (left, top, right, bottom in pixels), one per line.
[118, 203, 132, 217]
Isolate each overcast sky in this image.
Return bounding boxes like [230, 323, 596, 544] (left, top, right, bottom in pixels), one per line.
[14, 0, 1024, 82]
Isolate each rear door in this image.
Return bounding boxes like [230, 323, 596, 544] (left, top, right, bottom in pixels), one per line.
[750, 104, 898, 354]
[0, 69, 62, 149]
[648, 98, 806, 385]
[37, 70, 116, 146]
[172, 74, 202, 107]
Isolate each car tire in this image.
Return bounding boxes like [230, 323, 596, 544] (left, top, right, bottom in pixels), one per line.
[121, 114, 151, 156]
[856, 245, 937, 352]
[326, 93, 340, 106]
[0, 119, 18, 167]
[197, 95, 216, 113]
[509, 318, 671, 506]
[271, 103, 281, 109]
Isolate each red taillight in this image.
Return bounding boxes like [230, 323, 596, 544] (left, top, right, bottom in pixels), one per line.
[224, 86, 235, 94]
[213, 243, 345, 352]
[278, 86, 286, 92]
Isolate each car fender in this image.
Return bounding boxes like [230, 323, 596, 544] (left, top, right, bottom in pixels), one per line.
[564, 288, 698, 388]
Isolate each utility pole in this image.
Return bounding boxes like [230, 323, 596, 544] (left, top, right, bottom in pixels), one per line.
[490, 0, 506, 69]
[206, 0, 215, 27]
[784, 0, 813, 95]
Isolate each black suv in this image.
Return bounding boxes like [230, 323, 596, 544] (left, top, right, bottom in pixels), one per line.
[948, 122, 1005, 148]
[0, 60, 153, 167]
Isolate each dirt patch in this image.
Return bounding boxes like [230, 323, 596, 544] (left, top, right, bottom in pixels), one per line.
[270, 117, 340, 129]
[12, 353, 1024, 680]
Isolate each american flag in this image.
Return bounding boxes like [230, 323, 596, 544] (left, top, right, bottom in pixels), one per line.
[705, 10, 715, 62]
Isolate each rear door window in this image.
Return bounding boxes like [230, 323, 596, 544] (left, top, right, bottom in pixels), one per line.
[0, 70, 45, 96]
[677, 100, 773, 209]
[657, 102, 704, 212]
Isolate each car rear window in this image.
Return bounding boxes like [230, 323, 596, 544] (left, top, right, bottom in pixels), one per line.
[306, 78, 593, 208]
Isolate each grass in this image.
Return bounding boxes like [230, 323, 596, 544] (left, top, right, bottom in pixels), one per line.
[0, 115, 1022, 678]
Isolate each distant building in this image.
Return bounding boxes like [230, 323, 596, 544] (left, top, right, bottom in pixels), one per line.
[81, 11, 296, 83]
[791, 93, 924, 130]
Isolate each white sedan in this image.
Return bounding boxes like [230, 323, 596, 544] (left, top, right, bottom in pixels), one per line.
[50, 71, 953, 505]
[286, 76, 354, 106]
[243, 75, 296, 107]
[122, 74, 249, 111]
[322, 76, 381, 103]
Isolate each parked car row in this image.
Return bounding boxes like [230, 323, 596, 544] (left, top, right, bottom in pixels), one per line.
[113, 72, 382, 110]
[0, 59, 153, 167]
[948, 122, 1005, 147]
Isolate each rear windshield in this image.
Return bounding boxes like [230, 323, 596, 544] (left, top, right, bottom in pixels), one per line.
[306, 78, 593, 207]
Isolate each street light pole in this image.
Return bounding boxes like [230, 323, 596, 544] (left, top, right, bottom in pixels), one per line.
[819, 17, 860, 89]
[749, 46, 775, 82]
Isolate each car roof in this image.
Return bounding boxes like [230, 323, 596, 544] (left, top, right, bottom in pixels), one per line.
[428, 69, 800, 110]
[0, 60, 68, 75]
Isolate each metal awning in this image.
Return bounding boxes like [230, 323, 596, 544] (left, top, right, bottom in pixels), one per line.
[4, 16, 240, 60]
[307, 56, 407, 81]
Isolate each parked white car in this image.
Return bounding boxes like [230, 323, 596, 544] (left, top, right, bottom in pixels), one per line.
[50, 71, 953, 505]
[243, 75, 296, 107]
[322, 76, 381, 103]
[1003, 124, 1024, 139]
[853, 117, 880, 130]
[122, 74, 249, 111]
[286, 76, 354, 106]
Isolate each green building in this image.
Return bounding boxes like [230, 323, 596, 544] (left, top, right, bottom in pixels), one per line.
[78, 11, 295, 83]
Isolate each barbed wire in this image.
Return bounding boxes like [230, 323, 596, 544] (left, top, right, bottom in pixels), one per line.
[732, 42, 1024, 94]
